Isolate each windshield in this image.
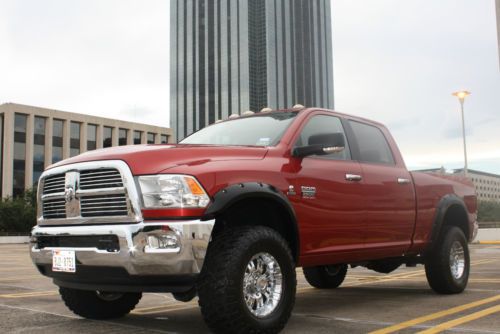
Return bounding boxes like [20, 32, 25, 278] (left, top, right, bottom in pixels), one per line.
[180, 112, 298, 146]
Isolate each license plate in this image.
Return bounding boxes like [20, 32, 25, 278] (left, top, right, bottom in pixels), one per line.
[52, 250, 76, 273]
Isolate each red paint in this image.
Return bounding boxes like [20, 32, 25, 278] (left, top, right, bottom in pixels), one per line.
[49, 108, 477, 267]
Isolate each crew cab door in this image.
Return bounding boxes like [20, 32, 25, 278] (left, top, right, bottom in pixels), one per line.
[347, 120, 416, 256]
[289, 114, 365, 265]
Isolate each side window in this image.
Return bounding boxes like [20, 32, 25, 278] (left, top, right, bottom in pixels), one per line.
[349, 121, 395, 165]
[295, 115, 351, 160]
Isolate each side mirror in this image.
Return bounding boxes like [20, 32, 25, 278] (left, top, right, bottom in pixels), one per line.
[292, 133, 346, 158]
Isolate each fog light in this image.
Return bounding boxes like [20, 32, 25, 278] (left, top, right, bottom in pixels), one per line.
[145, 233, 181, 253]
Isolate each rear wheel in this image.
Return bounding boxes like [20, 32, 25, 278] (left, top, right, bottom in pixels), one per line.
[59, 287, 142, 319]
[197, 226, 296, 334]
[425, 226, 470, 294]
[303, 264, 348, 289]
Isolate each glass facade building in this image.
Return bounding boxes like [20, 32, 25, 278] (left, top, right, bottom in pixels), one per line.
[170, 0, 334, 141]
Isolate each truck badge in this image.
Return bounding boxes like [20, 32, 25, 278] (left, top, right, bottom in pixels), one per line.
[287, 185, 296, 196]
[301, 186, 316, 199]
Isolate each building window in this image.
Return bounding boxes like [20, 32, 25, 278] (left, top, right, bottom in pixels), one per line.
[103, 126, 113, 148]
[52, 119, 64, 163]
[70, 122, 81, 157]
[33, 116, 46, 184]
[87, 124, 97, 151]
[134, 131, 142, 145]
[119, 128, 128, 146]
[13, 114, 27, 196]
[161, 134, 168, 144]
[147, 133, 156, 144]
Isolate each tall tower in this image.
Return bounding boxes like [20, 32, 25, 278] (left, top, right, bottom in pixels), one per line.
[170, 0, 334, 141]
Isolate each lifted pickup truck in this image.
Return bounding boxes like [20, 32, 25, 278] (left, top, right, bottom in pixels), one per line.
[30, 108, 477, 333]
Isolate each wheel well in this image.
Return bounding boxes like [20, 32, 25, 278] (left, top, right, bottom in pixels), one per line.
[211, 198, 299, 262]
[442, 204, 470, 240]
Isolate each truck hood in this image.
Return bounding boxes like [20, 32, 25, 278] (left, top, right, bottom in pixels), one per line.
[49, 144, 268, 175]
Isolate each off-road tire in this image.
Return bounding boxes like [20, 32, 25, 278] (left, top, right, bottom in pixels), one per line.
[425, 226, 470, 294]
[59, 287, 142, 319]
[303, 264, 348, 289]
[197, 226, 296, 334]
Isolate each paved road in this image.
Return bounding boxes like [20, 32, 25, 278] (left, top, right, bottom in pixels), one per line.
[0, 244, 499, 333]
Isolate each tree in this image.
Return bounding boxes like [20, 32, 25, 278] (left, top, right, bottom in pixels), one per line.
[477, 201, 500, 222]
[0, 188, 37, 234]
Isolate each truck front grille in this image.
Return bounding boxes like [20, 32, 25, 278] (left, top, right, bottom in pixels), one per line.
[80, 194, 128, 217]
[43, 174, 65, 194]
[38, 161, 140, 225]
[42, 198, 66, 219]
[35, 235, 120, 252]
[79, 168, 124, 190]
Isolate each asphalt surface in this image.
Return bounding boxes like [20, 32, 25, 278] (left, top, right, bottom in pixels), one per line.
[0, 243, 499, 334]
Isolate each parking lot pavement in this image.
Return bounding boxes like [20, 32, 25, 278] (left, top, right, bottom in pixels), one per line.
[0, 244, 499, 334]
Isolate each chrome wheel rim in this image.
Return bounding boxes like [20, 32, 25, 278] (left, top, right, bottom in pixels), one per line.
[449, 241, 465, 280]
[243, 252, 283, 318]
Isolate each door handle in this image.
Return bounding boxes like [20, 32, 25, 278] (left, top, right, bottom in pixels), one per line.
[345, 174, 362, 182]
[397, 178, 411, 184]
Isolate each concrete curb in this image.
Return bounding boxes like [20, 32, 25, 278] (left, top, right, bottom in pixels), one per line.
[0, 236, 30, 244]
[477, 241, 500, 245]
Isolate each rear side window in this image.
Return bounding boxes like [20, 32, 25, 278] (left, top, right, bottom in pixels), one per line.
[295, 115, 351, 160]
[349, 121, 395, 165]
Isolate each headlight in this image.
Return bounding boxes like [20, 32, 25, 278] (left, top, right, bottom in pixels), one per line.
[138, 175, 210, 209]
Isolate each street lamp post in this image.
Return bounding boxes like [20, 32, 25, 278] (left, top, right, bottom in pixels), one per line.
[452, 90, 471, 177]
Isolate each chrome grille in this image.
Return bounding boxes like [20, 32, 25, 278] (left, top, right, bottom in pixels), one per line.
[43, 174, 65, 194]
[42, 198, 66, 219]
[80, 194, 128, 217]
[79, 168, 123, 190]
[37, 161, 141, 226]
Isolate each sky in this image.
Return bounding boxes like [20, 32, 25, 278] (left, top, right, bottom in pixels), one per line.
[1, 0, 499, 174]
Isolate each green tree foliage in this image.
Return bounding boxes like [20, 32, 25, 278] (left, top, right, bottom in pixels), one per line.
[0, 188, 37, 234]
[477, 201, 500, 222]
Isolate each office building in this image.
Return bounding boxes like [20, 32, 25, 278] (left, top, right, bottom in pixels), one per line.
[170, 0, 334, 141]
[0, 103, 172, 198]
[419, 167, 500, 203]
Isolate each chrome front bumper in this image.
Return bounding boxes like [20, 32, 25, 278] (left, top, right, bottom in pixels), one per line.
[30, 219, 215, 277]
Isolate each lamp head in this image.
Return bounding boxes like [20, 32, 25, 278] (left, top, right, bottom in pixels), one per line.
[452, 90, 471, 102]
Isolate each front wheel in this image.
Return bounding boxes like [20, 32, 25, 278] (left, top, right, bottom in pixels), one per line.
[197, 226, 296, 334]
[425, 226, 470, 294]
[59, 287, 142, 319]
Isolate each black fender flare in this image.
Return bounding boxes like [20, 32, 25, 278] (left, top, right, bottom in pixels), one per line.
[202, 182, 300, 261]
[425, 194, 469, 254]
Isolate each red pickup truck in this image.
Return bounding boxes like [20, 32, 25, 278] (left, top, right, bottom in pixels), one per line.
[30, 108, 477, 333]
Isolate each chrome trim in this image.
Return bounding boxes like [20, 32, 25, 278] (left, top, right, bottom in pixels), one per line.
[472, 220, 479, 242]
[397, 178, 411, 185]
[345, 174, 362, 182]
[37, 161, 142, 226]
[30, 219, 215, 276]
